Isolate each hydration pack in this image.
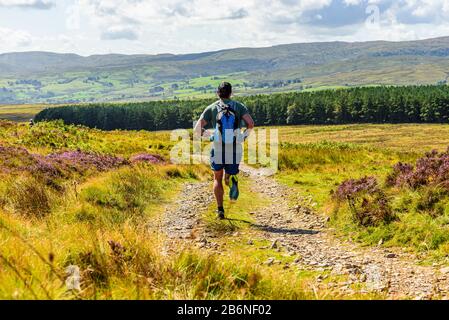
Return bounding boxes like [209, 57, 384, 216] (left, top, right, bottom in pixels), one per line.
[214, 100, 239, 144]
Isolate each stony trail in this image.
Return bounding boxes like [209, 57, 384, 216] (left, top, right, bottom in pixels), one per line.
[155, 181, 213, 254]
[159, 165, 449, 299]
[240, 165, 449, 299]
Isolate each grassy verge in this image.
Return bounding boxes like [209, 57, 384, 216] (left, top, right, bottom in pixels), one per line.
[0, 120, 362, 300]
[0, 163, 207, 299]
[0, 163, 326, 300]
[275, 124, 449, 262]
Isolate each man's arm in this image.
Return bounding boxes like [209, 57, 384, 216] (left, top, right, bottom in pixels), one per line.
[242, 113, 255, 139]
[195, 105, 212, 139]
[194, 118, 208, 139]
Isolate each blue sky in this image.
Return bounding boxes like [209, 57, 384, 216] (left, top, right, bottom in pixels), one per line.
[1, 0, 449, 55]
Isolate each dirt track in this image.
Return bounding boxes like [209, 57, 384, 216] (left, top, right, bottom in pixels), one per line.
[160, 164, 449, 300]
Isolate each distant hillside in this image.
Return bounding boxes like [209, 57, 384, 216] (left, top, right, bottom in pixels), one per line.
[2, 36, 449, 104]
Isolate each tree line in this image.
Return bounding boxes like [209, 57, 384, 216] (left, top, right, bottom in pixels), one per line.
[34, 85, 449, 130]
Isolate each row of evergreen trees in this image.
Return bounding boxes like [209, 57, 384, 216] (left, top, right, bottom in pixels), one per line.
[34, 85, 449, 130]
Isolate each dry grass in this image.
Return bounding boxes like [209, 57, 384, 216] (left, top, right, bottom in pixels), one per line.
[277, 124, 449, 153]
[0, 121, 322, 300]
[275, 124, 449, 261]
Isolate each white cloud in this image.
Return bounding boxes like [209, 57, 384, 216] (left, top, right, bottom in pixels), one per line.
[2, 0, 449, 55]
[0, 0, 55, 9]
[63, 0, 449, 53]
[344, 0, 363, 5]
[101, 26, 139, 40]
[69, 0, 340, 51]
[0, 27, 32, 50]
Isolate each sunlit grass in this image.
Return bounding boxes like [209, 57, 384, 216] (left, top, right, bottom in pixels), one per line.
[0, 120, 336, 300]
[4, 120, 449, 299]
[275, 124, 449, 261]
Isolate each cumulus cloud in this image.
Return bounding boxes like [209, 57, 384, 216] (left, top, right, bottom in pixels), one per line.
[0, 0, 55, 9]
[76, 0, 335, 42]
[62, 0, 449, 53]
[101, 26, 139, 40]
[224, 8, 249, 20]
[2, 0, 449, 54]
[0, 27, 32, 49]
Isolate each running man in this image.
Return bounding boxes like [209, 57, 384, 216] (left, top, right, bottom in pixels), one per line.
[194, 82, 255, 219]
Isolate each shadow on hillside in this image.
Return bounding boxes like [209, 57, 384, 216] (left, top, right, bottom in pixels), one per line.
[252, 224, 320, 235]
[225, 218, 252, 224]
[224, 218, 320, 236]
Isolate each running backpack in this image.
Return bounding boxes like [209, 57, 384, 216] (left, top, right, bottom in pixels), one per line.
[214, 101, 239, 144]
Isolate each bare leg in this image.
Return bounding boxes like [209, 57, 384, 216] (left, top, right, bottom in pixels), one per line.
[214, 170, 224, 208]
[224, 173, 230, 186]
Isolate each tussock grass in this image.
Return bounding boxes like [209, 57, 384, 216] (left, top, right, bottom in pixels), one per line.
[5, 176, 53, 218]
[0, 211, 314, 299]
[276, 124, 449, 261]
[279, 141, 370, 170]
[9, 120, 449, 299]
[0, 121, 319, 300]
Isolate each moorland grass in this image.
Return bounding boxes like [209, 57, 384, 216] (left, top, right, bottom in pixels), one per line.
[275, 124, 449, 261]
[4, 120, 449, 299]
[0, 121, 321, 300]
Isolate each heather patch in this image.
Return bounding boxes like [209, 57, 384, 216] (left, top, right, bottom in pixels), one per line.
[47, 150, 127, 173]
[334, 176, 395, 227]
[129, 153, 165, 164]
[387, 149, 449, 189]
[0, 145, 37, 172]
[329, 147, 449, 254]
[0, 145, 127, 183]
[335, 176, 379, 201]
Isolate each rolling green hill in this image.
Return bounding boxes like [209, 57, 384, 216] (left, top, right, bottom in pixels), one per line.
[2, 36, 449, 104]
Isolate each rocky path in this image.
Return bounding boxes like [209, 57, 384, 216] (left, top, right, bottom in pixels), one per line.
[158, 165, 449, 299]
[157, 181, 214, 253]
[240, 164, 449, 300]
